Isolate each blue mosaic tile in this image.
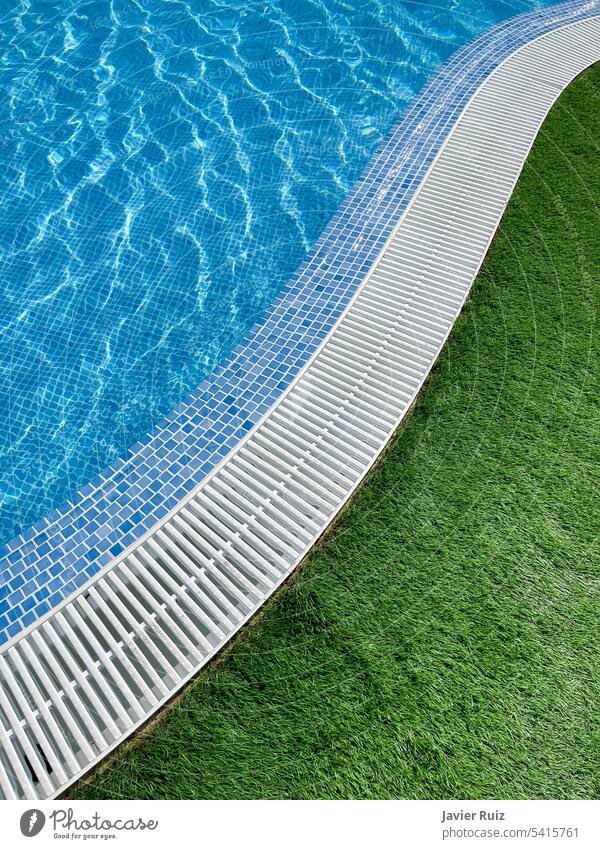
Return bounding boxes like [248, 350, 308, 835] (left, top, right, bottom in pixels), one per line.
[0, 0, 597, 647]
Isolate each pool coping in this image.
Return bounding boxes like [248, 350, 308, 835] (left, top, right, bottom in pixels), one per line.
[1, 0, 599, 647]
[0, 4, 598, 800]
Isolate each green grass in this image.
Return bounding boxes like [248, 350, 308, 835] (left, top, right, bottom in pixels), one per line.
[72, 63, 600, 801]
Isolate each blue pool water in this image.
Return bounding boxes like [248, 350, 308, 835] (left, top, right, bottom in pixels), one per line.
[0, 0, 555, 544]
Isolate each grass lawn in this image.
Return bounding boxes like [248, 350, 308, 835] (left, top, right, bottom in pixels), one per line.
[72, 62, 600, 801]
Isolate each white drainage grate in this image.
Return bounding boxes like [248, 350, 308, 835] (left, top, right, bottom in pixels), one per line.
[1, 15, 599, 799]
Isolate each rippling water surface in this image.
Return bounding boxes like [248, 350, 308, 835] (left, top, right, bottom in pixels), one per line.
[0, 0, 554, 542]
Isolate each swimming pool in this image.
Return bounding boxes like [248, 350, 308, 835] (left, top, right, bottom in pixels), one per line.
[0, 0, 598, 799]
[0, 0, 559, 547]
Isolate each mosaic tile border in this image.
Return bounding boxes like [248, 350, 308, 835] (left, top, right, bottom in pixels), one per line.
[0, 0, 598, 646]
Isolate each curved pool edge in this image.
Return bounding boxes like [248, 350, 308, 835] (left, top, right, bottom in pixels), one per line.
[1, 0, 599, 648]
[0, 5, 599, 800]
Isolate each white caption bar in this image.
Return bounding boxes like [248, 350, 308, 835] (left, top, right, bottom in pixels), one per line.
[0, 799, 598, 848]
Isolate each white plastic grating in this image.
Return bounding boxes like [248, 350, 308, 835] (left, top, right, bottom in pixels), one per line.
[1, 16, 599, 800]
